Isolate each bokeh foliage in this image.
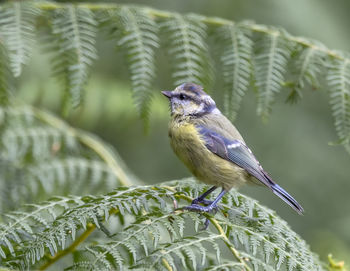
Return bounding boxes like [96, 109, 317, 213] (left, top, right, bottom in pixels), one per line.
[0, 0, 349, 270]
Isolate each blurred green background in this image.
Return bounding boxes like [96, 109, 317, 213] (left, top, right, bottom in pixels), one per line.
[17, 0, 350, 263]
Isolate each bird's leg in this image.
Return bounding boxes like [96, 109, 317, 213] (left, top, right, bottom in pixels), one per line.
[191, 186, 217, 206]
[184, 188, 227, 213]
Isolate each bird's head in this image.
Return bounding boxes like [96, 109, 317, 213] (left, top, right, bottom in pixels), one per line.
[162, 83, 219, 117]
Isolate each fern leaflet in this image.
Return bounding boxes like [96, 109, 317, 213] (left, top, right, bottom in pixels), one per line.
[49, 5, 97, 107]
[255, 31, 292, 119]
[286, 40, 326, 103]
[0, 41, 12, 105]
[327, 57, 350, 150]
[0, 2, 40, 77]
[160, 14, 213, 88]
[0, 180, 324, 270]
[104, 7, 159, 122]
[217, 23, 253, 120]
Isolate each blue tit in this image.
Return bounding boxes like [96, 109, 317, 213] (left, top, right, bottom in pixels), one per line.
[162, 82, 303, 215]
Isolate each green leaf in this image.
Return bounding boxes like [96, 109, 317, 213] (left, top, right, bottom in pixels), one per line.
[217, 22, 253, 120]
[48, 5, 97, 107]
[327, 56, 350, 151]
[255, 30, 293, 120]
[0, 2, 40, 77]
[160, 14, 213, 88]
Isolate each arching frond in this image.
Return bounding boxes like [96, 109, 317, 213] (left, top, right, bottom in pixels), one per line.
[0, 2, 349, 149]
[0, 196, 83, 259]
[0, 105, 134, 213]
[0, 2, 40, 77]
[2, 126, 77, 162]
[27, 158, 118, 194]
[1, 186, 173, 269]
[160, 14, 213, 88]
[0, 180, 323, 270]
[217, 23, 253, 120]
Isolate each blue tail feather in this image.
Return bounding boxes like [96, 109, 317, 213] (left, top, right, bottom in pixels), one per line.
[271, 183, 304, 215]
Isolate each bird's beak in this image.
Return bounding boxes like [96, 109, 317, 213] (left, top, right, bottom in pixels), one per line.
[161, 90, 173, 99]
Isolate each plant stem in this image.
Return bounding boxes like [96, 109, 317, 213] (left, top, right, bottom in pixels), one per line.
[162, 258, 173, 271]
[32, 106, 135, 186]
[39, 223, 96, 271]
[209, 217, 252, 271]
[162, 185, 252, 271]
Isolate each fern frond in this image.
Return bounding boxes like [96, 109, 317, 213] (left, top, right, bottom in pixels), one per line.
[0, 180, 323, 270]
[2, 126, 77, 162]
[0, 105, 134, 214]
[217, 23, 253, 120]
[81, 212, 182, 270]
[0, 41, 12, 105]
[27, 158, 118, 194]
[327, 56, 350, 149]
[286, 40, 326, 103]
[0, 2, 40, 77]
[160, 14, 213, 87]
[103, 7, 159, 122]
[144, 232, 222, 271]
[1, 186, 173, 268]
[294, 42, 325, 91]
[0, 196, 83, 259]
[49, 5, 97, 107]
[255, 31, 293, 119]
[0, 2, 349, 151]
[166, 180, 324, 271]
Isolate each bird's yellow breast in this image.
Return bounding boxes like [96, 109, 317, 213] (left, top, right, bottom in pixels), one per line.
[168, 119, 247, 190]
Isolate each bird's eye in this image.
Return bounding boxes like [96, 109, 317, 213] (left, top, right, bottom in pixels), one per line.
[179, 94, 185, 100]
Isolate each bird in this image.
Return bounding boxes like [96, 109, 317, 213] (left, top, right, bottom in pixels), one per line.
[162, 82, 303, 217]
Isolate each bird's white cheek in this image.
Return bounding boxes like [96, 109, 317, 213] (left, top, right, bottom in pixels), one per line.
[196, 103, 205, 114]
[171, 102, 183, 115]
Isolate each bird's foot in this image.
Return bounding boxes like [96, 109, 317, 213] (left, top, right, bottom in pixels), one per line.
[191, 198, 213, 206]
[182, 203, 220, 214]
[178, 203, 222, 231]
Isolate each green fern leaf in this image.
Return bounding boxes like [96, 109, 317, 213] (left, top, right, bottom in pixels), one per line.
[0, 181, 325, 270]
[286, 40, 326, 103]
[110, 7, 159, 122]
[145, 233, 222, 270]
[327, 56, 350, 149]
[1, 186, 173, 268]
[0, 41, 12, 105]
[0, 105, 134, 214]
[27, 158, 118, 194]
[0, 2, 40, 77]
[217, 23, 253, 120]
[294, 42, 325, 90]
[2, 126, 77, 162]
[0, 196, 83, 259]
[49, 5, 97, 107]
[255, 30, 293, 119]
[160, 14, 213, 88]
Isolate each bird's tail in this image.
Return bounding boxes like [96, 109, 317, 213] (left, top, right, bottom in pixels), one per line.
[271, 183, 304, 215]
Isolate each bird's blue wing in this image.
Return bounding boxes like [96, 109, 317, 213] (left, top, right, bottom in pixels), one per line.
[197, 125, 272, 187]
[197, 125, 304, 214]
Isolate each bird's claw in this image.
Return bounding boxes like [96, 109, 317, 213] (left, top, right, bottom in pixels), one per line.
[191, 198, 214, 206]
[201, 218, 210, 230]
[181, 203, 219, 214]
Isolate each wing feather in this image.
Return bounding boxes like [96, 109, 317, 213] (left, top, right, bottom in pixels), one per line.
[197, 125, 304, 214]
